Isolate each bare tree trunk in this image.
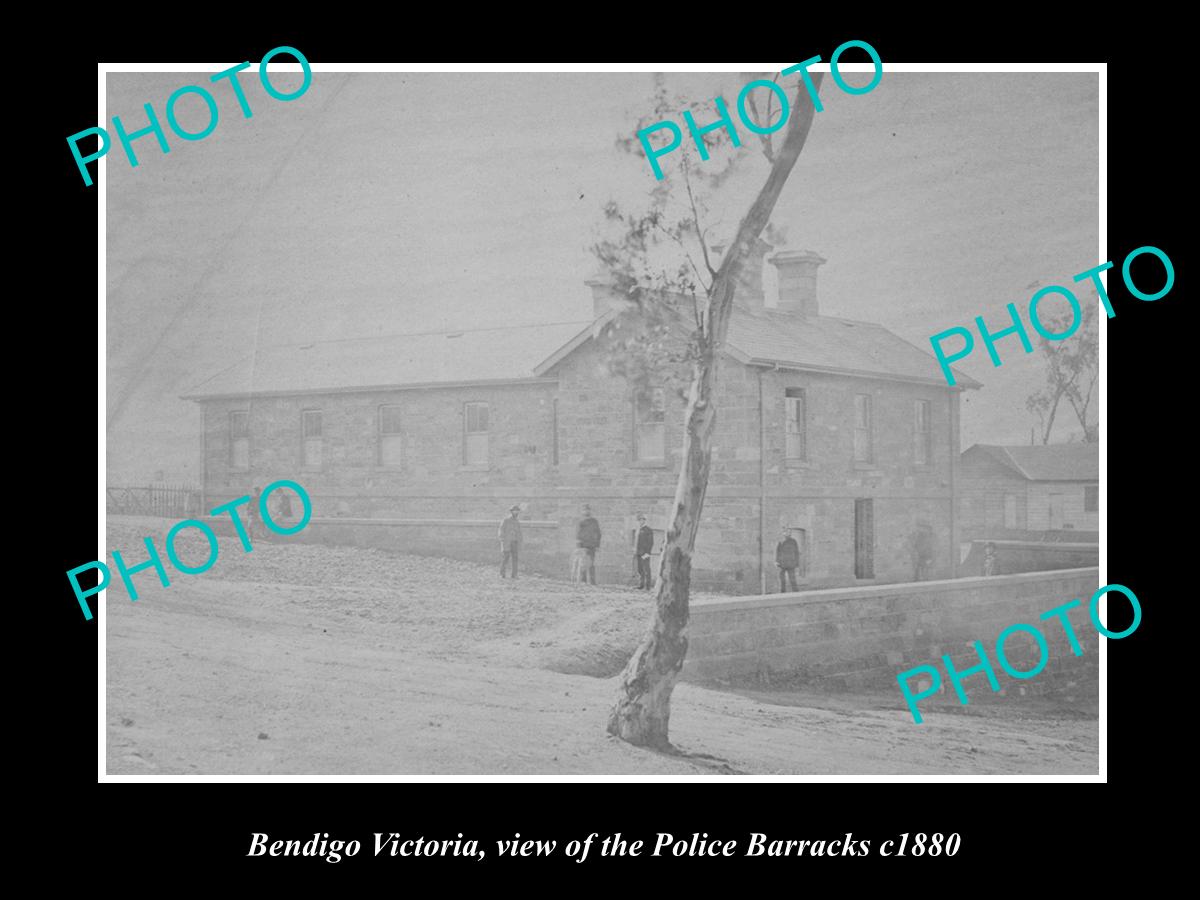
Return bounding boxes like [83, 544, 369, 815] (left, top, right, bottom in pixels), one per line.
[1068, 375, 1098, 441]
[1041, 389, 1064, 444]
[607, 74, 823, 749]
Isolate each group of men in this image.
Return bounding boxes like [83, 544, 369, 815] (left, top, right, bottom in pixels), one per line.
[498, 505, 810, 594]
[497, 504, 655, 589]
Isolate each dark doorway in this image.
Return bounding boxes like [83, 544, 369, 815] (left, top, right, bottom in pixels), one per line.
[854, 498, 874, 579]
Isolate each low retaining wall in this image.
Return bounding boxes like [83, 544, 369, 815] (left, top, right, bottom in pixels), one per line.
[683, 567, 1100, 702]
[961, 540, 1098, 577]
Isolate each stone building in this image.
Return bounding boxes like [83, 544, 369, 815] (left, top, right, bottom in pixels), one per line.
[958, 443, 1100, 542]
[185, 250, 979, 593]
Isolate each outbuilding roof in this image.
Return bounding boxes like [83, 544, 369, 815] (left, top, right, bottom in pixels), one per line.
[964, 443, 1099, 482]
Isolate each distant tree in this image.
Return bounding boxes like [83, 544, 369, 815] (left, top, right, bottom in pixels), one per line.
[593, 72, 824, 749]
[1026, 300, 1099, 444]
[1062, 303, 1100, 443]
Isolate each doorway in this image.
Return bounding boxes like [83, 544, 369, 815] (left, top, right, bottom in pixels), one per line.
[854, 498, 874, 579]
[1048, 493, 1064, 530]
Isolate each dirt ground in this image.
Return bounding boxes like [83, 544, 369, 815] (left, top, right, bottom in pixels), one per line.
[104, 516, 1099, 776]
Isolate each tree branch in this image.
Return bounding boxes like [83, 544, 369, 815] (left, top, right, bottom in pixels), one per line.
[705, 74, 825, 347]
[681, 159, 716, 283]
[647, 217, 708, 294]
[759, 74, 782, 164]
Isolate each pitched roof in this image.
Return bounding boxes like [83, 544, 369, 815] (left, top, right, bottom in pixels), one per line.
[724, 307, 980, 388]
[185, 304, 977, 399]
[965, 443, 1099, 482]
[182, 320, 591, 399]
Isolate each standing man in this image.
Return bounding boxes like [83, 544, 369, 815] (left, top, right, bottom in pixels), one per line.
[575, 504, 602, 585]
[776, 527, 800, 593]
[499, 504, 523, 579]
[275, 487, 294, 529]
[634, 514, 655, 591]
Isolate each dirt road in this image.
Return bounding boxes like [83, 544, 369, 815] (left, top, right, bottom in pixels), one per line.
[104, 517, 1098, 776]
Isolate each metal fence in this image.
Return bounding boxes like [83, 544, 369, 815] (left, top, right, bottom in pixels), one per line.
[107, 485, 201, 518]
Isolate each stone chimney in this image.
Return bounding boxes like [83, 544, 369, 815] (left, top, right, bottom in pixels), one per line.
[713, 237, 772, 308]
[585, 274, 623, 318]
[769, 250, 826, 317]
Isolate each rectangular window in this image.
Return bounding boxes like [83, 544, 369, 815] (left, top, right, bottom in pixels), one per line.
[378, 405, 404, 467]
[1004, 493, 1019, 529]
[785, 388, 806, 461]
[301, 409, 323, 469]
[464, 402, 489, 466]
[229, 410, 249, 469]
[1084, 484, 1098, 513]
[854, 499, 874, 579]
[634, 387, 666, 462]
[913, 399, 932, 465]
[853, 394, 873, 462]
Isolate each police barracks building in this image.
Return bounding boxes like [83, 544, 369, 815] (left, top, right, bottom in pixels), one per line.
[186, 248, 980, 594]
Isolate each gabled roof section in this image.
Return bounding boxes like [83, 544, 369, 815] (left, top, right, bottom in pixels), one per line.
[532, 309, 619, 376]
[539, 304, 980, 389]
[964, 444, 1099, 482]
[183, 321, 589, 400]
[726, 307, 981, 389]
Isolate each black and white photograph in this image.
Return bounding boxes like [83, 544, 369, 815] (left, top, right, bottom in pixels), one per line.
[99, 62, 1105, 778]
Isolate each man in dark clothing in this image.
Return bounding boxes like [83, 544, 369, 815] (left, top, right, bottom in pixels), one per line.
[575, 504, 601, 585]
[634, 514, 655, 590]
[499, 505, 522, 579]
[776, 527, 800, 593]
[276, 488, 294, 527]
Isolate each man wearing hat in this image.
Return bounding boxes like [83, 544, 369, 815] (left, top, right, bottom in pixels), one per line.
[634, 514, 655, 590]
[499, 504, 523, 579]
[776, 527, 800, 593]
[575, 504, 602, 585]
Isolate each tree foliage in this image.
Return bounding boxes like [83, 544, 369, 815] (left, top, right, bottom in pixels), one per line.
[592, 74, 793, 397]
[1026, 296, 1100, 444]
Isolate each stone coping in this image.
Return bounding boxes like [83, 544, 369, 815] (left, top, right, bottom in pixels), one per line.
[690, 567, 1101, 613]
[970, 539, 1098, 549]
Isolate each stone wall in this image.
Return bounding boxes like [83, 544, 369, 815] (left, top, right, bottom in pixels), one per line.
[683, 567, 1100, 704]
[197, 323, 961, 593]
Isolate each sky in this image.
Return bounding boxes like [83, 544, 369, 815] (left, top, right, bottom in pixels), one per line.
[105, 69, 1100, 484]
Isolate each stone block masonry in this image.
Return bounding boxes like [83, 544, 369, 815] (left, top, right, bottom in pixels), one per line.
[193, 279, 963, 594]
[683, 567, 1100, 704]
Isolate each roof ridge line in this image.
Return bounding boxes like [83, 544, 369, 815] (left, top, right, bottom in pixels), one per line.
[997, 445, 1033, 480]
[265, 319, 594, 350]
